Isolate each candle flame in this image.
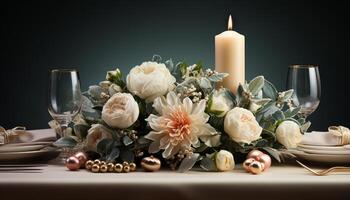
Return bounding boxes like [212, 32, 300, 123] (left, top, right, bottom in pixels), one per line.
[228, 15, 233, 30]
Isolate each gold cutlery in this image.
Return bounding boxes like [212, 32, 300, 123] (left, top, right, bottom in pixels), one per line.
[296, 160, 350, 176]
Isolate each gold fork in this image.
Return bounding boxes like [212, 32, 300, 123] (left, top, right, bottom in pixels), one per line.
[296, 160, 350, 176]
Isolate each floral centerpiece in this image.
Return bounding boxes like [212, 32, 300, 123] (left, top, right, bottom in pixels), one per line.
[52, 55, 310, 172]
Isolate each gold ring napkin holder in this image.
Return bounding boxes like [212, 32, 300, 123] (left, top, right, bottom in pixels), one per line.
[328, 126, 350, 145]
[0, 126, 29, 145]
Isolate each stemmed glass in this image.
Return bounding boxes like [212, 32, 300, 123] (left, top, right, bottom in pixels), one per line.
[48, 69, 82, 160]
[287, 65, 321, 118]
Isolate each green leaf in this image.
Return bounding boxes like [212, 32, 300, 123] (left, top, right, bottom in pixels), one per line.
[120, 149, 135, 163]
[261, 147, 281, 163]
[165, 59, 174, 72]
[73, 124, 90, 139]
[53, 136, 77, 148]
[122, 136, 134, 146]
[248, 76, 265, 95]
[152, 55, 162, 63]
[178, 153, 200, 173]
[200, 157, 217, 172]
[281, 89, 294, 101]
[88, 85, 103, 100]
[272, 110, 285, 120]
[82, 96, 96, 113]
[176, 62, 188, 77]
[262, 80, 278, 100]
[199, 77, 212, 92]
[284, 107, 301, 118]
[96, 138, 113, 155]
[251, 98, 271, 106]
[106, 147, 120, 163]
[194, 143, 208, 153]
[207, 73, 228, 82]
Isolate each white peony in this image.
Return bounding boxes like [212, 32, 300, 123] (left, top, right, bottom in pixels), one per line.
[126, 61, 176, 103]
[101, 93, 139, 129]
[276, 120, 302, 148]
[215, 150, 235, 172]
[86, 124, 113, 151]
[224, 107, 262, 144]
[207, 89, 234, 117]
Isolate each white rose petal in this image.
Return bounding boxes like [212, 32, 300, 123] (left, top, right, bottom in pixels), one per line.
[86, 124, 113, 151]
[215, 150, 235, 172]
[102, 93, 139, 129]
[209, 89, 234, 117]
[224, 107, 262, 144]
[126, 61, 176, 103]
[276, 120, 302, 148]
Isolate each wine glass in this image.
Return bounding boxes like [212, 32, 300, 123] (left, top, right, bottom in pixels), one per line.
[287, 65, 321, 118]
[48, 69, 82, 159]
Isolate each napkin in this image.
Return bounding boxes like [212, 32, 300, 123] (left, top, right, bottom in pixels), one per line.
[300, 126, 350, 146]
[0, 126, 56, 145]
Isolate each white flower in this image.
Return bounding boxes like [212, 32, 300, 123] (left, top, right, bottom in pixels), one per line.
[224, 107, 262, 144]
[215, 150, 235, 172]
[126, 61, 176, 103]
[101, 93, 139, 129]
[208, 89, 234, 117]
[276, 120, 302, 148]
[145, 92, 220, 158]
[108, 83, 122, 96]
[85, 124, 113, 151]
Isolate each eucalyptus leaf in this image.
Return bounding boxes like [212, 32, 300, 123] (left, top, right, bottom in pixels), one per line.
[248, 76, 264, 95]
[73, 124, 90, 139]
[262, 80, 278, 99]
[152, 55, 162, 63]
[272, 110, 285, 120]
[120, 149, 135, 163]
[284, 107, 301, 118]
[207, 73, 228, 82]
[88, 85, 103, 99]
[261, 147, 282, 163]
[281, 89, 294, 101]
[200, 157, 217, 172]
[96, 138, 113, 155]
[106, 147, 120, 162]
[53, 136, 77, 148]
[178, 153, 200, 173]
[165, 59, 174, 72]
[122, 135, 134, 146]
[251, 98, 271, 106]
[82, 96, 95, 113]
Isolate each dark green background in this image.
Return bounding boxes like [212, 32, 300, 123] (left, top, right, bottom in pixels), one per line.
[1, 0, 348, 130]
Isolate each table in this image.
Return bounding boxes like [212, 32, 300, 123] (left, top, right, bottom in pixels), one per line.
[1, 164, 349, 200]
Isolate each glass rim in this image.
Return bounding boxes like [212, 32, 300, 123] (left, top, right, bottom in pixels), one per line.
[50, 68, 79, 73]
[289, 64, 319, 69]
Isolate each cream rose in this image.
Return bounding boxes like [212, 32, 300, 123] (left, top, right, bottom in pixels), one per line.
[276, 120, 302, 148]
[208, 89, 234, 117]
[224, 107, 262, 144]
[101, 93, 139, 129]
[126, 61, 176, 103]
[86, 124, 113, 151]
[215, 150, 235, 172]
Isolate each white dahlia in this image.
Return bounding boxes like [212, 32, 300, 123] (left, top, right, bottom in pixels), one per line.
[145, 92, 220, 158]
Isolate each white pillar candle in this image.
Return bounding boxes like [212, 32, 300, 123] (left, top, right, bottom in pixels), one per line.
[215, 15, 245, 94]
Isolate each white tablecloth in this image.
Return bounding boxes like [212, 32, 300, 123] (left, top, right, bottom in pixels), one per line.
[1, 164, 350, 200]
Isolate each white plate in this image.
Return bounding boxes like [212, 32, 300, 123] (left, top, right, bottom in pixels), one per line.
[288, 149, 350, 164]
[0, 142, 51, 153]
[298, 144, 350, 150]
[0, 148, 60, 161]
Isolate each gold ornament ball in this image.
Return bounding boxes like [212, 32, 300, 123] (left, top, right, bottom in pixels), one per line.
[141, 156, 161, 172]
[129, 163, 137, 171]
[123, 165, 130, 173]
[100, 161, 107, 166]
[107, 163, 115, 172]
[259, 154, 271, 171]
[114, 163, 123, 173]
[85, 160, 94, 170]
[74, 152, 88, 168]
[100, 165, 108, 173]
[66, 156, 80, 171]
[243, 158, 255, 172]
[93, 159, 101, 165]
[91, 164, 100, 173]
[122, 161, 129, 167]
[249, 161, 264, 174]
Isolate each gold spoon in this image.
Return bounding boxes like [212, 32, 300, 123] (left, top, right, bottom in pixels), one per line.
[296, 160, 350, 176]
